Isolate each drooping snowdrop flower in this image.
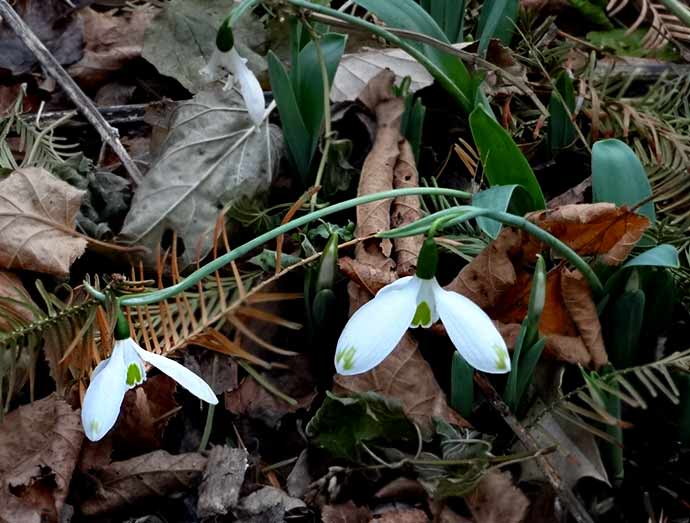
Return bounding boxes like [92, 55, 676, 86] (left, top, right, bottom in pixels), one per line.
[199, 17, 265, 126]
[81, 317, 218, 442]
[335, 238, 510, 376]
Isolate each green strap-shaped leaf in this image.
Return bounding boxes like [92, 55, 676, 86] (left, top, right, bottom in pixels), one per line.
[592, 138, 656, 223]
[477, 0, 519, 54]
[354, 0, 475, 111]
[621, 244, 679, 269]
[470, 106, 546, 209]
[267, 51, 313, 179]
[472, 184, 532, 238]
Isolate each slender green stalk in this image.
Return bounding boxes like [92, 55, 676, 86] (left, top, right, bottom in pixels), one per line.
[84, 188, 470, 306]
[381, 206, 604, 296]
[284, 0, 471, 110]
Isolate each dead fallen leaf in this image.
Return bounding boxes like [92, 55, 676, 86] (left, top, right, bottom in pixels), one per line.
[197, 445, 248, 518]
[334, 332, 468, 437]
[113, 375, 178, 454]
[466, 470, 529, 523]
[224, 376, 317, 428]
[370, 508, 429, 523]
[0, 394, 83, 523]
[331, 47, 433, 102]
[0, 168, 86, 277]
[235, 486, 306, 522]
[392, 141, 424, 276]
[525, 204, 649, 265]
[446, 203, 648, 367]
[0, 0, 93, 75]
[79, 450, 207, 516]
[335, 70, 465, 435]
[69, 6, 157, 90]
[322, 501, 372, 523]
[516, 400, 609, 490]
[0, 271, 35, 331]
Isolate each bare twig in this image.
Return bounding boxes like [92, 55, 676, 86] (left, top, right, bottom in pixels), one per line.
[0, 0, 144, 184]
[474, 373, 595, 523]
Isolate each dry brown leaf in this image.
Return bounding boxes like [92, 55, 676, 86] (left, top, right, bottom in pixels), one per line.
[113, 375, 178, 454]
[79, 450, 207, 516]
[466, 470, 529, 523]
[392, 141, 424, 276]
[334, 332, 468, 436]
[322, 501, 372, 523]
[224, 376, 317, 428]
[0, 168, 86, 277]
[0, 271, 35, 331]
[525, 204, 649, 265]
[69, 7, 156, 89]
[197, 445, 248, 518]
[371, 508, 429, 523]
[446, 203, 648, 367]
[561, 269, 607, 368]
[0, 394, 83, 523]
[332, 47, 433, 102]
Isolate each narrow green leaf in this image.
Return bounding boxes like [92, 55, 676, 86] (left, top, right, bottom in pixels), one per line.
[621, 244, 679, 269]
[451, 352, 474, 418]
[354, 0, 475, 111]
[547, 72, 576, 153]
[401, 96, 426, 163]
[592, 138, 655, 222]
[607, 289, 645, 368]
[470, 106, 546, 209]
[477, 0, 519, 54]
[267, 51, 312, 178]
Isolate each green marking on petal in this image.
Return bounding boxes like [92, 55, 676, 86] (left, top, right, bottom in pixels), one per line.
[494, 344, 509, 371]
[336, 346, 357, 371]
[89, 419, 100, 434]
[411, 301, 431, 327]
[126, 363, 143, 386]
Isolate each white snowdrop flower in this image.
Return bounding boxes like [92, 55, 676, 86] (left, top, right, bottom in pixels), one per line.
[81, 335, 217, 442]
[200, 47, 265, 127]
[335, 239, 510, 376]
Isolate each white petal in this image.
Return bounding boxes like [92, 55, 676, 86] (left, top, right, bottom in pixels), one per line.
[410, 278, 440, 328]
[335, 277, 421, 375]
[227, 48, 265, 126]
[81, 343, 129, 441]
[134, 346, 218, 404]
[434, 287, 510, 374]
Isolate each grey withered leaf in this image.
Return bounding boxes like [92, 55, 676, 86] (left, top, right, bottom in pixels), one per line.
[120, 88, 282, 267]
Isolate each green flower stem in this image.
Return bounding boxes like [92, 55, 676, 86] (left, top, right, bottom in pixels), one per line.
[284, 0, 471, 110]
[381, 206, 604, 296]
[658, 0, 690, 26]
[84, 188, 470, 306]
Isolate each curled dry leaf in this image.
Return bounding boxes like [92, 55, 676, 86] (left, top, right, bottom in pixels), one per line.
[0, 394, 83, 523]
[331, 47, 433, 103]
[69, 7, 156, 89]
[0, 168, 86, 277]
[224, 376, 317, 428]
[446, 203, 649, 367]
[197, 445, 248, 518]
[335, 71, 465, 435]
[79, 450, 207, 516]
[120, 88, 282, 268]
[113, 374, 178, 454]
[392, 141, 424, 276]
[321, 500, 371, 523]
[466, 470, 529, 523]
[0, 271, 35, 331]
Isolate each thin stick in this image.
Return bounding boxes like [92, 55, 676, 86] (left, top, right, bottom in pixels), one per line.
[0, 0, 144, 184]
[474, 374, 594, 523]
